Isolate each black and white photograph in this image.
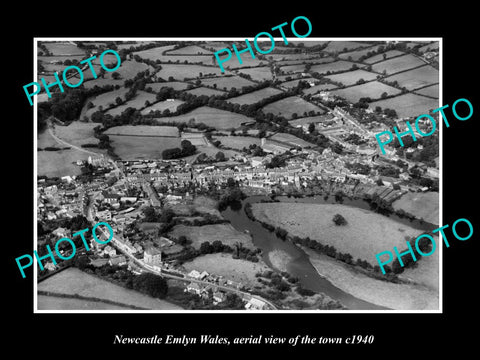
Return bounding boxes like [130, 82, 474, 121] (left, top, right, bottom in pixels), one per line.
[32, 38, 441, 312]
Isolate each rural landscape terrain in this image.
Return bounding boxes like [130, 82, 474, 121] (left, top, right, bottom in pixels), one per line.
[36, 39, 440, 311]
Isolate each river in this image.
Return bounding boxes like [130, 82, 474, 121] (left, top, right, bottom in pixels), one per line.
[221, 194, 434, 310]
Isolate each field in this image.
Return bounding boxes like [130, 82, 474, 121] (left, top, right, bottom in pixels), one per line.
[331, 81, 401, 103]
[182, 253, 270, 288]
[325, 69, 378, 86]
[42, 42, 86, 56]
[131, 45, 177, 59]
[322, 41, 373, 53]
[184, 87, 226, 97]
[279, 63, 307, 73]
[369, 93, 439, 118]
[364, 50, 406, 64]
[371, 54, 426, 74]
[104, 60, 154, 80]
[392, 191, 439, 225]
[309, 60, 359, 75]
[157, 64, 222, 80]
[200, 76, 256, 91]
[116, 42, 160, 50]
[37, 268, 182, 310]
[82, 77, 124, 89]
[141, 99, 185, 115]
[414, 84, 439, 98]
[166, 45, 213, 55]
[383, 65, 439, 91]
[269, 132, 315, 148]
[275, 57, 333, 66]
[337, 45, 385, 61]
[155, 106, 254, 130]
[147, 81, 192, 92]
[169, 223, 255, 250]
[106, 90, 157, 116]
[262, 96, 325, 119]
[53, 121, 102, 147]
[82, 87, 130, 118]
[109, 135, 181, 160]
[304, 248, 438, 310]
[227, 87, 283, 105]
[155, 54, 216, 65]
[303, 83, 338, 95]
[419, 42, 439, 53]
[235, 66, 273, 81]
[251, 202, 424, 262]
[38, 294, 132, 310]
[181, 132, 208, 146]
[212, 135, 262, 150]
[103, 125, 179, 137]
[280, 77, 315, 88]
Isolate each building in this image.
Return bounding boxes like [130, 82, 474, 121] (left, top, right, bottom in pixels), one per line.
[144, 246, 162, 266]
[185, 282, 202, 295]
[213, 291, 227, 304]
[245, 297, 267, 310]
[109, 255, 127, 266]
[188, 270, 202, 279]
[103, 245, 117, 257]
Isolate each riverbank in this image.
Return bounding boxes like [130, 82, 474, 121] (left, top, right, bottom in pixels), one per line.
[302, 247, 439, 310]
[392, 191, 439, 226]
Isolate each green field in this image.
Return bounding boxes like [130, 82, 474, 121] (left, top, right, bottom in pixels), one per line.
[325, 69, 378, 86]
[104, 60, 154, 80]
[251, 202, 424, 263]
[106, 90, 157, 116]
[322, 41, 373, 53]
[103, 125, 179, 137]
[166, 45, 213, 55]
[53, 121, 102, 147]
[280, 77, 315, 89]
[83, 87, 130, 118]
[289, 114, 334, 127]
[147, 81, 192, 92]
[262, 96, 325, 119]
[371, 54, 426, 75]
[184, 87, 226, 97]
[338, 45, 385, 61]
[383, 65, 438, 91]
[42, 42, 86, 56]
[331, 81, 401, 103]
[109, 135, 181, 160]
[392, 191, 439, 225]
[157, 64, 222, 80]
[279, 63, 307, 73]
[414, 84, 439, 98]
[419, 42, 439, 53]
[200, 76, 256, 91]
[364, 50, 406, 64]
[131, 45, 176, 59]
[302, 83, 338, 95]
[309, 60, 360, 75]
[155, 106, 254, 130]
[212, 135, 262, 150]
[227, 87, 283, 105]
[141, 99, 185, 115]
[235, 66, 273, 81]
[369, 93, 439, 118]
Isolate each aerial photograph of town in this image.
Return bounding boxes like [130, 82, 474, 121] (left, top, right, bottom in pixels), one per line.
[35, 39, 440, 311]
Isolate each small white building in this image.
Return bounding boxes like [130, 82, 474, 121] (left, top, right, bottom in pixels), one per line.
[144, 247, 162, 266]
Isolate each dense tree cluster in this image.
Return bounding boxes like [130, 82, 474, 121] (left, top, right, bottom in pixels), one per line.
[162, 140, 196, 160]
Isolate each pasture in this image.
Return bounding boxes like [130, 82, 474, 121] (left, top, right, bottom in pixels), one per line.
[141, 99, 185, 115]
[235, 66, 273, 81]
[369, 93, 439, 118]
[364, 50, 406, 64]
[383, 65, 438, 91]
[157, 64, 223, 80]
[303, 83, 338, 95]
[42, 42, 86, 56]
[82, 87, 130, 118]
[147, 81, 192, 92]
[105, 90, 157, 116]
[212, 135, 262, 150]
[322, 41, 373, 53]
[262, 96, 325, 119]
[269, 132, 315, 148]
[309, 60, 360, 75]
[325, 69, 378, 86]
[166, 45, 213, 55]
[331, 81, 401, 103]
[338, 45, 385, 61]
[371, 54, 426, 75]
[109, 135, 181, 160]
[414, 84, 439, 98]
[200, 76, 256, 91]
[227, 87, 283, 105]
[104, 125, 179, 137]
[156, 106, 254, 130]
[184, 87, 226, 97]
